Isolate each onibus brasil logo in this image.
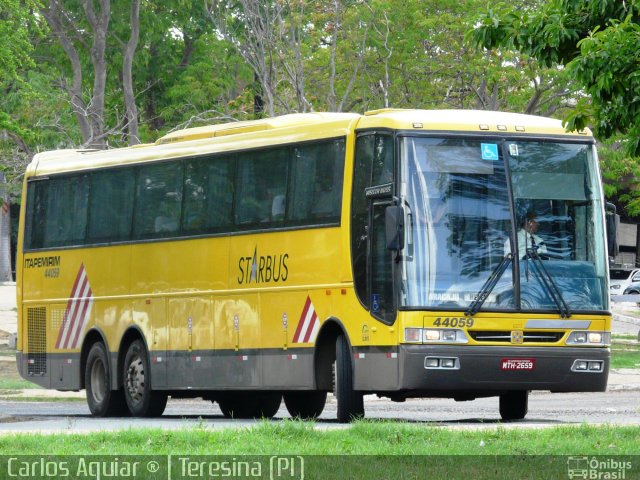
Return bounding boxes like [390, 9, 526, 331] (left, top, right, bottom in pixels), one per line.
[567, 457, 632, 479]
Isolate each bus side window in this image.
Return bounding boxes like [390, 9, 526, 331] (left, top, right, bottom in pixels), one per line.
[133, 162, 183, 239]
[43, 175, 89, 248]
[183, 156, 234, 233]
[88, 169, 134, 243]
[289, 139, 345, 223]
[25, 181, 47, 250]
[235, 147, 288, 227]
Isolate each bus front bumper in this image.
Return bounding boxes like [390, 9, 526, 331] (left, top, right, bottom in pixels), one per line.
[397, 345, 609, 394]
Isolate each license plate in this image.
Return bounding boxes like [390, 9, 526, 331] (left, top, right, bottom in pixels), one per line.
[501, 358, 535, 371]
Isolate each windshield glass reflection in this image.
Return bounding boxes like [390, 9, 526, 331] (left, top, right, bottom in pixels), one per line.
[400, 137, 607, 312]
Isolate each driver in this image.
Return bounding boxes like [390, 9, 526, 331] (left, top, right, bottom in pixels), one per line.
[504, 211, 547, 258]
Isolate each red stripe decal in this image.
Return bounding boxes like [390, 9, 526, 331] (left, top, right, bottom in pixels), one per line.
[56, 264, 93, 350]
[292, 296, 311, 343]
[55, 265, 85, 349]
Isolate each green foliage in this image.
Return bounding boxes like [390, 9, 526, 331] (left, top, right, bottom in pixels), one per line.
[0, 0, 605, 201]
[0, 0, 41, 81]
[471, 0, 640, 214]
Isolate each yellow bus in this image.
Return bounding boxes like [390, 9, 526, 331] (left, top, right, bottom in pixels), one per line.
[16, 110, 611, 422]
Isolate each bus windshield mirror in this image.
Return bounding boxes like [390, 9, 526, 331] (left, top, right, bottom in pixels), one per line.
[465, 254, 513, 317]
[525, 248, 572, 318]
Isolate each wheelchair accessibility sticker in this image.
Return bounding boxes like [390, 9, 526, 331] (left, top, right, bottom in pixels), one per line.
[481, 143, 499, 160]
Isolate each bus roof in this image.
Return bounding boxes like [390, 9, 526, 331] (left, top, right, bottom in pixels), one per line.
[28, 109, 592, 177]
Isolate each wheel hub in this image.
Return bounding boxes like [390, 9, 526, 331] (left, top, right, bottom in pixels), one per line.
[126, 355, 145, 403]
[90, 359, 106, 403]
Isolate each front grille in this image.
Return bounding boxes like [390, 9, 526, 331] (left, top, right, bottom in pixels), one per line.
[27, 307, 47, 375]
[469, 331, 564, 343]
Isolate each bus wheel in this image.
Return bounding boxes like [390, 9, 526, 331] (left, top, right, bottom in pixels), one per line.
[85, 342, 128, 417]
[218, 393, 281, 419]
[123, 340, 168, 417]
[499, 390, 528, 421]
[255, 393, 282, 419]
[335, 334, 364, 423]
[284, 391, 327, 419]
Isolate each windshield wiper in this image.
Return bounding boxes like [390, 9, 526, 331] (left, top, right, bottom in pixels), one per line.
[525, 247, 572, 318]
[465, 253, 513, 317]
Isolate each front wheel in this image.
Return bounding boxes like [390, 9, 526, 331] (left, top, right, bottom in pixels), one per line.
[123, 339, 167, 417]
[499, 390, 528, 421]
[335, 334, 364, 423]
[85, 342, 128, 417]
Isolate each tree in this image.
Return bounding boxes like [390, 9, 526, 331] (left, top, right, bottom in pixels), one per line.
[469, 0, 640, 213]
[470, 0, 640, 152]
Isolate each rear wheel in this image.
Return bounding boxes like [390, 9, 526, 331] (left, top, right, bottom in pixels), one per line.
[335, 334, 364, 423]
[255, 393, 282, 418]
[123, 339, 167, 417]
[85, 342, 128, 417]
[218, 393, 282, 419]
[284, 391, 327, 419]
[499, 390, 528, 421]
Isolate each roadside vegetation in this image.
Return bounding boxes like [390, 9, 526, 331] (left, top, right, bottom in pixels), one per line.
[0, 422, 639, 455]
[610, 340, 640, 369]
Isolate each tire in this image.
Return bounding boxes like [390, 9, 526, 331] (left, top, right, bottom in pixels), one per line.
[284, 391, 327, 419]
[499, 390, 528, 421]
[85, 342, 128, 417]
[335, 334, 364, 423]
[255, 393, 282, 418]
[123, 339, 167, 417]
[218, 393, 281, 419]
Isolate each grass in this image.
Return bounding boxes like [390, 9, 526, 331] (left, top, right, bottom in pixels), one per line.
[612, 334, 639, 341]
[1, 422, 639, 455]
[610, 341, 640, 369]
[0, 378, 41, 390]
[8, 425, 639, 480]
[0, 395, 84, 402]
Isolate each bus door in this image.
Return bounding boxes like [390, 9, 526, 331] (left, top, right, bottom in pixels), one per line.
[366, 186, 398, 324]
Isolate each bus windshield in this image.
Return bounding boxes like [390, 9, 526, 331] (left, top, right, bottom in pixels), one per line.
[400, 136, 608, 313]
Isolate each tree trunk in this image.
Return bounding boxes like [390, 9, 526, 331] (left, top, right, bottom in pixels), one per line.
[0, 173, 12, 282]
[40, 1, 93, 143]
[123, 0, 141, 145]
[82, 0, 110, 149]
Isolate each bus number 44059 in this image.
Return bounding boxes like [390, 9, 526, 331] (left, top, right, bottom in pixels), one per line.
[433, 317, 474, 328]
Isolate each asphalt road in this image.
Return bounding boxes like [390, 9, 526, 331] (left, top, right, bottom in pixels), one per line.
[1, 388, 639, 433]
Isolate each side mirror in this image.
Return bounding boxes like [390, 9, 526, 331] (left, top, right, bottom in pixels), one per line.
[605, 202, 619, 259]
[385, 205, 404, 251]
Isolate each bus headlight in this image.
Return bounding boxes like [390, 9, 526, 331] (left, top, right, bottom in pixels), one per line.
[566, 331, 610, 346]
[403, 328, 468, 344]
